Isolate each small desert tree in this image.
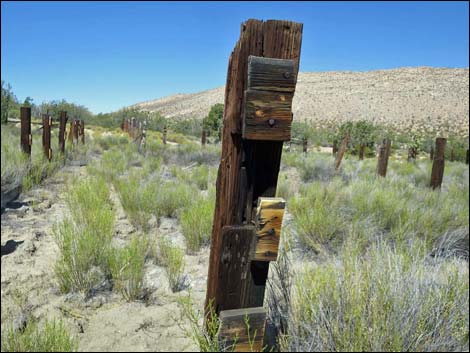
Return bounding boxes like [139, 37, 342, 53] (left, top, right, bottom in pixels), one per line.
[203, 103, 223, 140]
[351, 120, 377, 159]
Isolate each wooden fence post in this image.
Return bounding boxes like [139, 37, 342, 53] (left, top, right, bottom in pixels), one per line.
[377, 138, 391, 177]
[73, 119, 79, 144]
[202, 129, 206, 146]
[80, 120, 85, 144]
[466, 149, 469, 165]
[20, 107, 32, 156]
[58, 111, 68, 153]
[302, 137, 308, 153]
[68, 121, 73, 144]
[163, 126, 167, 145]
[204, 19, 302, 351]
[430, 145, 434, 161]
[335, 133, 350, 171]
[430, 137, 446, 189]
[359, 144, 365, 160]
[42, 114, 52, 161]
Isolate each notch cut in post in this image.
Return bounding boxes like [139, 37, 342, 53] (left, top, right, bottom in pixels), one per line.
[254, 197, 285, 262]
[219, 307, 266, 352]
[205, 19, 303, 322]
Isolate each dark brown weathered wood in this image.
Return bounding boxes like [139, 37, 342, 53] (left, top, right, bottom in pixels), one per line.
[335, 133, 350, 170]
[430, 145, 434, 161]
[377, 138, 391, 177]
[243, 89, 293, 141]
[219, 307, 266, 352]
[205, 19, 303, 322]
[430, 138, 446, 189]
[80, 120, 85, 144]
[247, 56, 296, 93]
[450, 148, 455, 162]
[42, 114, 52, 161]
[201, 129, 206, 146]
[216, 225, 257, 312]
[466, 149, 469, 165]
[407, 146, 418, 162]
[58, 111, 68, 153]
[20, 107, 32, 156]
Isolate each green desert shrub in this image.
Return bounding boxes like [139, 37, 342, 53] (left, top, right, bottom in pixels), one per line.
[156, 238, 185, 292]
[280, 241, 469, 352]
[180, 193, 214, 254]
[1, 319, 77, 352]
[109, 236, 149, 301]
[54, 177, 115, 294]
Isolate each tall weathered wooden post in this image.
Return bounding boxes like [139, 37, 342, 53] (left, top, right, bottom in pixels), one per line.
[58, 111, 68, 153]
[42, 114, 52, 161]
[20, 107, 32, 156]
[430, 137, 446, 189]
[201, 129, 206, 146]
[430, 145, 434, 161]
[466, 149, 469, 165]
[335, 133, 350, 171]
[377, 138, 391, 177]
[204, 19, 302, 351]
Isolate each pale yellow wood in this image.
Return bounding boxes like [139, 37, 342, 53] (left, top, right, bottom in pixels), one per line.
[254, 197, 285, 261]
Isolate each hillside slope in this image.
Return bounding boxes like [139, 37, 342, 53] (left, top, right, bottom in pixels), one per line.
[131, 67, 469, 136]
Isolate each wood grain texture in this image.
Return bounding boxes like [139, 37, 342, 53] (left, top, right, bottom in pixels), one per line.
[247, 56, 296, 93]
[243, 89, 293, 141]
[254, 197, 285, 261]
[205, 19, 303, 320]
[216, 225, 257, 312]
[219, 307, 266, 352]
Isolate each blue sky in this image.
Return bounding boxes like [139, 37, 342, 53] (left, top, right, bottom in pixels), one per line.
[2, 1, 468, 114]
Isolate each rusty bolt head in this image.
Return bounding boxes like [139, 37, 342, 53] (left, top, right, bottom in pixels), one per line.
[268, 228, 275, 236]
[283, 72, 291, 79]
[268, 118, 276, 127]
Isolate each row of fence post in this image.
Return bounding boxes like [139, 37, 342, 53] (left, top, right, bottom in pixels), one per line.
[328, 134, 455, 189]
[19, 106, 85, 160]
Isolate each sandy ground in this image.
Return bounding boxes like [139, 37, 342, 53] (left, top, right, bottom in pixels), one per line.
[1, 160, 208, 352]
